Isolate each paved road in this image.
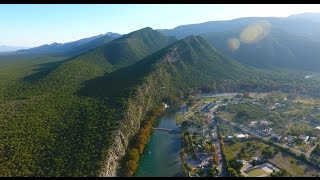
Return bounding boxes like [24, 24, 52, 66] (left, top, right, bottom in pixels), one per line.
[210, 125, 228, 177]
[306, 145, 317, 158]
[211, 126, 222, 173]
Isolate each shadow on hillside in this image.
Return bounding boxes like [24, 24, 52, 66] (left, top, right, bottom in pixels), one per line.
[77, 58, 152, 102]
[22, 59, 69, 83]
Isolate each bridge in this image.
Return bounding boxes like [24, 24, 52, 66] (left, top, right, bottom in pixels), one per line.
[153, 127, 181, 133]
[153, 127, 172, 131]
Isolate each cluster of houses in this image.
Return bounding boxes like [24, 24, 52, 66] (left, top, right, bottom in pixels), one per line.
[249, 120, 272, 126]
[225, 133, 250, 140]
[201, 102, 219, 113]
[257, 128, 273, 136]
[248, 120, 274, 137]
[270, 133, 318, 151]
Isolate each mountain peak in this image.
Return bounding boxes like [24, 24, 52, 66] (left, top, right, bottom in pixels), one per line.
[140, 27, 153, 31]
[128, 27, 154, 36]
[172, 35, 213, 53]
[82, 26, 177, 66]
[104, 32, 122, 38]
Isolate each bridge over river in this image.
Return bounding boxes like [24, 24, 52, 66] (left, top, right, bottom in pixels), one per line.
[153, 127, 181, 133]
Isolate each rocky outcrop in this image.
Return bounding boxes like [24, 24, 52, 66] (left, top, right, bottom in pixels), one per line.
[98, 66, 173, 176]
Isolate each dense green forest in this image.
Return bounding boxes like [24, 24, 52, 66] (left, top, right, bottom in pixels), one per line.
[1, 27, 320, 177]
[0, 28, 176, 176]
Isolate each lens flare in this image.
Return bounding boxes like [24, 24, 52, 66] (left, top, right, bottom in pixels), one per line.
[240, 20, 271, 44]
[227, 38, 240, 51]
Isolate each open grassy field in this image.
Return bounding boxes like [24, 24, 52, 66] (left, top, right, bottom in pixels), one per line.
[218, 111, 235, 121]
[224, 139, 275, 161]
[246, 168, 269, 177]
[268, 152, 320, 176]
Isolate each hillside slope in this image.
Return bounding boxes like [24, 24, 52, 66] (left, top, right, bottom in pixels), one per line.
[202, 27, 320, 72]
[159, 14, 320, 72]
[0, 27, 177, 177]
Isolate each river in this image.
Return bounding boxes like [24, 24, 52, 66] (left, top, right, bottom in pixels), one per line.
[134, 110, 184, 177]
[135, 93, 237, 177]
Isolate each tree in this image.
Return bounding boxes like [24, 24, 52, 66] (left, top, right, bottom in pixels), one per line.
[251, 159, 257, 166]
[270, 169, 290, 177]
[243, 92, 250, 98]
[128, 148, 140, 162]
[127, 160, 138, 173]
[299, 154, 307, 161]
[126, 170, 134, 177]
[262, 148, 273, 158]
[227, 167, 238, 177]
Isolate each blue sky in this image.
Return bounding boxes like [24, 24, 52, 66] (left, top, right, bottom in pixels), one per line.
[1, 4, 320, 47]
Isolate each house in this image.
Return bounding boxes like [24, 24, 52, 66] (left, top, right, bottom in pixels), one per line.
[249, 121, 258, 127]
[237, 133, 249, 139]
[227, 135, 234, 139]
[237, 159, 247, 165]
[201, 102, 216, 113]
[299, 135, 310, 142]
[260, 120, 272, 126]
[269, 106, 276, 110]
[251, 157, 261, 162]
[163, 102, 169, 108]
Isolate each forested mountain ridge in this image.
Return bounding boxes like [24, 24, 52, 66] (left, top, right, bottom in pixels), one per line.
[80, 35, 256, 100]
[96, 27, 177, 66]
[0, 27, 177, 176]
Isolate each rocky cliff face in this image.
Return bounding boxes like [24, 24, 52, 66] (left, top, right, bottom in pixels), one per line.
[98, 64, 173, 176]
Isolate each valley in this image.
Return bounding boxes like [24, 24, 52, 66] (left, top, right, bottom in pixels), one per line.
[1, 7, 320, 177]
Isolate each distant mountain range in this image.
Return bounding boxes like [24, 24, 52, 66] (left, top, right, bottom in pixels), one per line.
[158, 13, 320, 72]
[0, 45, 30, 52]
[13, 32, 122, 56]
[158, 13, 320, 40]
[288, 12, 320, 22]
[6, 13, 320, 72]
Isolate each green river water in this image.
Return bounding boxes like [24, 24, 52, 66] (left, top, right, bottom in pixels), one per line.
[134, 110, 184, 177]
